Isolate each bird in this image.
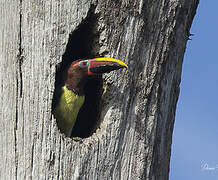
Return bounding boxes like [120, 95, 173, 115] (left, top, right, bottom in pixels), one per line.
[53, 57, 128, 137]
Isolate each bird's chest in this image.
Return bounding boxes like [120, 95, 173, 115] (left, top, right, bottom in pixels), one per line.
[55, 86, 85, 124]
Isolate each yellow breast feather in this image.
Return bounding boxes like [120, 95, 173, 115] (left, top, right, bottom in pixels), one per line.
[54, 86, 85, 137]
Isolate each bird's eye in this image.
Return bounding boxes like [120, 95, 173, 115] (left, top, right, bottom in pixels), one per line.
[79, 60, 89, 68]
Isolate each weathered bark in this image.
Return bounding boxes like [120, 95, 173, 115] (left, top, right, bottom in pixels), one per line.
[0, 0, 199, 179]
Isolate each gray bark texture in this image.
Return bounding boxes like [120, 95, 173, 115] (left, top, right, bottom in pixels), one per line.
[0, 0, 199, 179]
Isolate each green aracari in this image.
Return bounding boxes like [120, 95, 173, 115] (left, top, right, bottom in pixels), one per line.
[53, 57, 128, 137]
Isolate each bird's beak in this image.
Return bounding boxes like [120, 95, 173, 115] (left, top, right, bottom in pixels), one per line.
[88, 57, 128, 75]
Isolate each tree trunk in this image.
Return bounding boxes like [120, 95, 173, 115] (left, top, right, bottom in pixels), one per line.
[0, 0, 199, 179]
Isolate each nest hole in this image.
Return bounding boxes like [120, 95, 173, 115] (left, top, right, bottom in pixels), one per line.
[52, 11, 102, 138]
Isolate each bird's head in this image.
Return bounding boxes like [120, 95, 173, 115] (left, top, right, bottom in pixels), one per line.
[72, 57, 128, 75]
[65, 57, 128, 94]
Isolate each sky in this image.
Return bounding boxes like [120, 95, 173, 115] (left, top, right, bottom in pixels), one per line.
[170, 1, 218, 180]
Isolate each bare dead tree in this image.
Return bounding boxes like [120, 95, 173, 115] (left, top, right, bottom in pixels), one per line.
[0, 0, 199, 179]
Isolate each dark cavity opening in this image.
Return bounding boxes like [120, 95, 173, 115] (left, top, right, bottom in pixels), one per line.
[52, 10, 102, 138]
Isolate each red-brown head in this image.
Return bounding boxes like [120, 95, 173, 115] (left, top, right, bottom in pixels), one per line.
[65, 57, 128, 95]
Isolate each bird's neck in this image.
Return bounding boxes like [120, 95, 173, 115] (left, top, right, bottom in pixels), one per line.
[65, 74, 87, 96]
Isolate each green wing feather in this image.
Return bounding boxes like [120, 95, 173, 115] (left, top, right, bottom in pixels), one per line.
[54, 86, 85, 137]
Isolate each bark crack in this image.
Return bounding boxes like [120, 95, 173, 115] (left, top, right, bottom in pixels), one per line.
[15, 0, 23, 179]
[18, 0, 23, 98]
